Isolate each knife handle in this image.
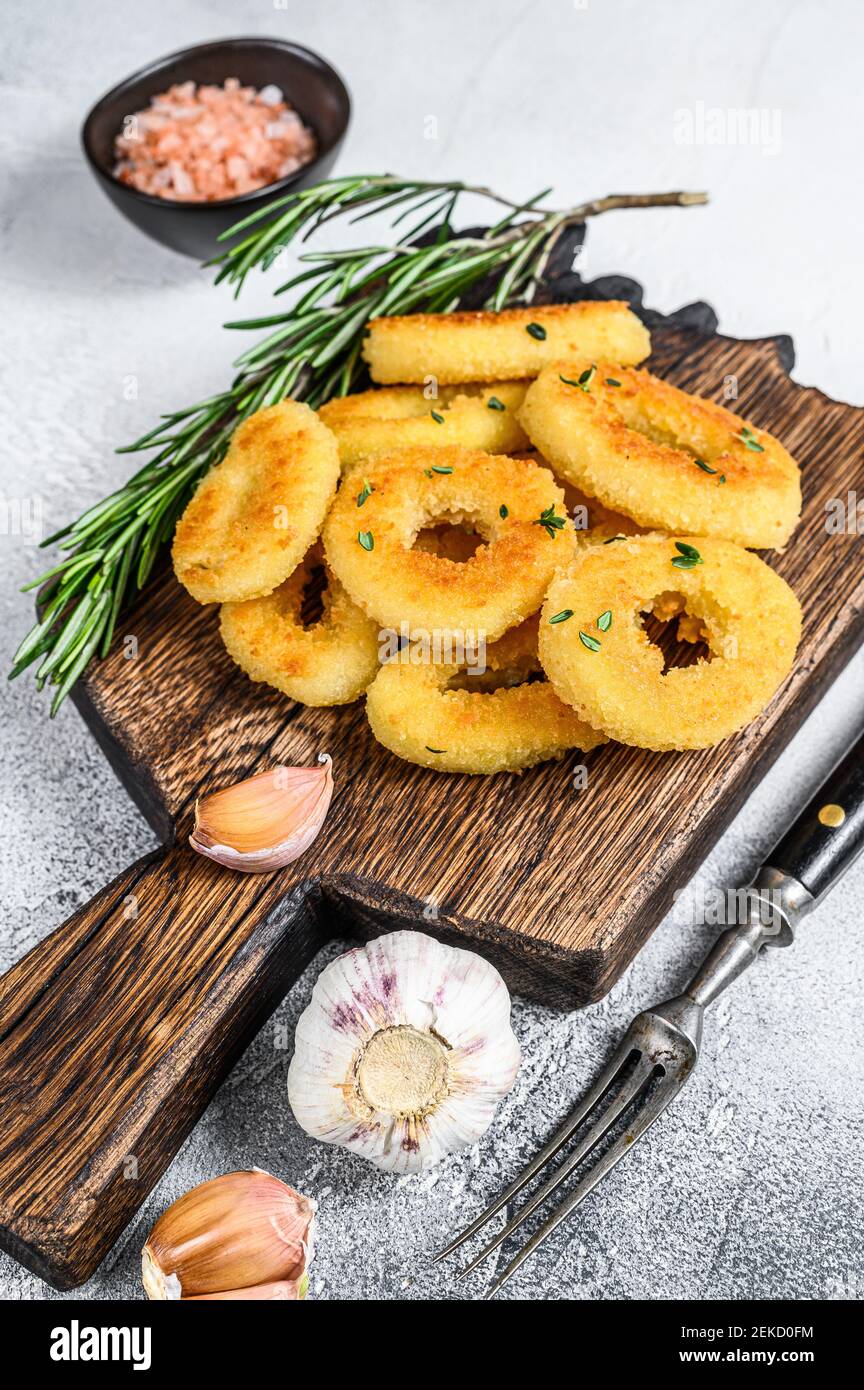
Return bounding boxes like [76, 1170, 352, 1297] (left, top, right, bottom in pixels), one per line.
[766, 729, 864, 901]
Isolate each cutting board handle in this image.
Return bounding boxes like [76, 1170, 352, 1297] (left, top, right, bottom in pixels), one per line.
[0, 840, 328, 1290]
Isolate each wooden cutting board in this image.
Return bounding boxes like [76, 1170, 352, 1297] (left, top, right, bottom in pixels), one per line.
[1, 291, 863, 1291]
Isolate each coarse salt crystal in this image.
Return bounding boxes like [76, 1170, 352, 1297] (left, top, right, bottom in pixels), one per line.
[111, 77, 318, 202]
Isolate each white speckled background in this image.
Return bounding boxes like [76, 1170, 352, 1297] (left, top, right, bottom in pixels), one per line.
[1, 0, 862, 1301]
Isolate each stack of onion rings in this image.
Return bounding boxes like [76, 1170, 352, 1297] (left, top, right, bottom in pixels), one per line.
[318, 382, 529, 465]
[519, 362, 801, 549]
[178, 302, 805, 767]
[363, 302, 650, 384]
[173, 400, 339, 604]
[539, 534, 801, 750]
[366, 616, 605, 774]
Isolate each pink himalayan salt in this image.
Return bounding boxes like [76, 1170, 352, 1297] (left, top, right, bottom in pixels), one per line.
[113, 77, 317, 202]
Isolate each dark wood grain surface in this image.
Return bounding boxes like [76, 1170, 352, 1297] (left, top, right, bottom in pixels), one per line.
[1, 318, 863, 1290]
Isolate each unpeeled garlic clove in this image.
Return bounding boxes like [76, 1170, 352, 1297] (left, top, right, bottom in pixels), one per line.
[142, 1170, 316, 1301]
[190, 756, 333, 873]
[183, 1275, 309, 1301]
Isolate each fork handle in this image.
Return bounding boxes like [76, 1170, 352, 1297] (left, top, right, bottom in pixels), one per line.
[765, 730, 864, 901]
[680, 728, 864, 1011]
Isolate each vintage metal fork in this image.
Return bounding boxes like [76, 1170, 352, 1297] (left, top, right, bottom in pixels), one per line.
[435, 729, 864, 1298]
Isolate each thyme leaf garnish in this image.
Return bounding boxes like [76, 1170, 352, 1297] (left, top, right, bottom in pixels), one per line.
[535, 505, 566, 539]
[579, 631, 602, 652]
[671, 540, 703, 569]
[737, 426, 764, 452]
[357, 530, 374, 551]
[549, 609, 574, 624]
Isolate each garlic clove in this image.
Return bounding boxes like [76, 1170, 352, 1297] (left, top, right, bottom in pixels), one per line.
[190, 756, 333, 873]
[287, 931, 520, 1174]
[142, 1170, 316, 1300]
[183, 1274, 309, 1300]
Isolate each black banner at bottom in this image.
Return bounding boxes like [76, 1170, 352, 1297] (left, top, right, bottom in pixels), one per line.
[0, 1296, 854, 1373]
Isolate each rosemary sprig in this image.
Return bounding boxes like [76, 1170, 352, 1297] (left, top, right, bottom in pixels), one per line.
[11, 174, 706, 713]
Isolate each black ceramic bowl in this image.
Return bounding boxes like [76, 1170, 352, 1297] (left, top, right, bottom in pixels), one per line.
[81, 37, 351, 260]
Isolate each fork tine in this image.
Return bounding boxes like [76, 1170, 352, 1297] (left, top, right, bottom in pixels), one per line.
[482, 1078, 681, 1299]
[432, 1033, 641, 1264]
[455, 1051, 659, 1282]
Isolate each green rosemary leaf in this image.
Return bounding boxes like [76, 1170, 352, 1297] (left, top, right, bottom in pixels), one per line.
[431, 411, 445, 424]
[499, 504, 509, 519]
[579, 631, 602, 652]
[597, 609, 612, 631]
[487, 396, 505, 411]
[357, 530, 374, 551]
[694, 458, 718, 474]
[549, 609, 574, 624]
[49, 594, 113, 717]
[526, 322, 547, 340]
[357, 479, 374, 507]
[605, 377, 621, 387]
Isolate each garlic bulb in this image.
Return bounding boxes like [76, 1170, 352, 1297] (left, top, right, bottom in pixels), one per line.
[190, 756, 333, 873]
[142, 1170, 315, 1300]
[287, 931, 520, 1173]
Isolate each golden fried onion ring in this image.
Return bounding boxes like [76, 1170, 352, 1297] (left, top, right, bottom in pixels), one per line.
[520, 362, 801, 549]
[539, 534, 801, 751]
[363, 302, 650, 385]
[324, 446, 572, 643]
[366, 617, 605, 774]
[220, 545, 380, 707]
[318, 382, 530, 466]
[172, 401, 339, 604]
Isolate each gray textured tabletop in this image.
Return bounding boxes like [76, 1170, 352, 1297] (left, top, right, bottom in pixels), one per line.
[1, 0, 862, 1301]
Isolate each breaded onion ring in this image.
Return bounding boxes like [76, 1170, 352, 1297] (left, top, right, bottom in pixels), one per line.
[323, 446, 572, 643]
[520, 362, 801, 549]
[172, 401, 339, 604]
[220, 545, 380, 707]
[539, 534, 801, 751]
[363, 302, 650, 385]
[318, 382, 529, 465]
[366, 617, 605, 774]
